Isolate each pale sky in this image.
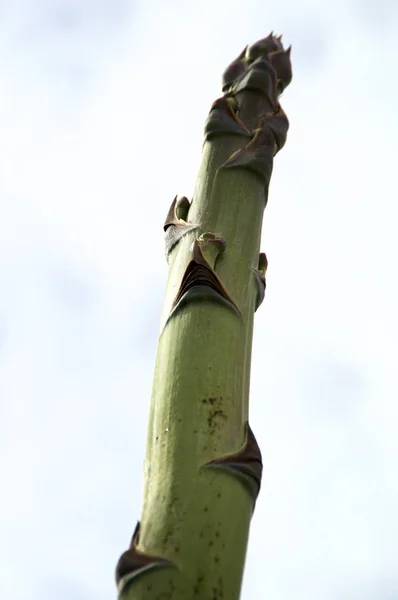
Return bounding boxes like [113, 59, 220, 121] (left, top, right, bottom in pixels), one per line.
[1, 1, 398, 599]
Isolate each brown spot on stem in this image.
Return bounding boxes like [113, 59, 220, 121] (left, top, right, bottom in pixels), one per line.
[162, 526, 174, 547]
[207, 408, 228, 433]
[201, 396, 217, 405]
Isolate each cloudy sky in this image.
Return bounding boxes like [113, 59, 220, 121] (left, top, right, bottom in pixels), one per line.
[1, 1, 397, 599]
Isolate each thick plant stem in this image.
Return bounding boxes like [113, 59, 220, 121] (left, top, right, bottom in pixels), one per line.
[116, 34, 292, 600]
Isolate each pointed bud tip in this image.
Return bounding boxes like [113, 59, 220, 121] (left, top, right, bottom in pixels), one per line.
[240, 45, 248, 58]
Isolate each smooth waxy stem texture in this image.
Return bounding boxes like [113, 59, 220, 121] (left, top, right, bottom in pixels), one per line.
[116, 33, 292, 600]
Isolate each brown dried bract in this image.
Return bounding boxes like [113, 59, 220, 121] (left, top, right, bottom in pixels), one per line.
[171, 240, 240, 315]
[164, 195, 198, 258]
[253, 252, 267, 312]
[204, 423, 263, 505]
[115, 522, 173, 586]
[204, 95, 251, 140]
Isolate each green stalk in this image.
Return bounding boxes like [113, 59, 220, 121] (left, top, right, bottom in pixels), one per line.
[116, 33, 292, 600]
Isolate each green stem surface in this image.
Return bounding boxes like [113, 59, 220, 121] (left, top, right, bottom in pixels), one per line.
[116, 33, 292, 600]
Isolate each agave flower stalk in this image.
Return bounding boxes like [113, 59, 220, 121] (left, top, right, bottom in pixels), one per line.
[116, 33, 292, 600]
